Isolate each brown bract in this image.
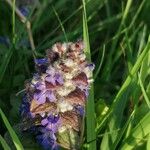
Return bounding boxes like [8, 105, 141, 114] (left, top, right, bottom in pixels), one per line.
[65, 88, 86, 106]
[72, 72, 88, 86]
[60, 111, 81, 132]
[30, 99, 57, 115]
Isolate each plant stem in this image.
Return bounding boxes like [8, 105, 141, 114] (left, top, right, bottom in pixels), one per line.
[5, 0, 37, 59]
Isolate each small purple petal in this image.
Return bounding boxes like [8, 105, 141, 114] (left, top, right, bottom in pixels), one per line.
[77, 85, 89, 97]
[46, 67, 55, 75]
[46, 123, 57, 132]
[19, 94, 30, 116]
[54, 73, 63, 84]
[75, 105, 85, 116]
[47, 115, 59, 124]
[30, 112, 36, 118]
[35, 58, 48, 65]
[41, 119, 48, 126]
[36, 129, 58, 150]
[45, 90, 56, 101]
[45, 75, 56, 85]
[41, 115, 60, 132]
[87, 63, 95, 71]
[83, 88, 89, 97]
[34, 92, 46, 104]
[35, 82, 45, 90]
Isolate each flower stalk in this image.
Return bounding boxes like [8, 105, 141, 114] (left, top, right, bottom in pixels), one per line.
[20, 40, 94, 150]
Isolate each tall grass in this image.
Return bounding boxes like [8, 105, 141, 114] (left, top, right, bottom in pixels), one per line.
[0, 0, 150, 150]
[82, 0, 96, 149]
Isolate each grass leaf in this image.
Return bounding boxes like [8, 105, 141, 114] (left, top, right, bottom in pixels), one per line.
[82, 0, 96, 149]
[0, 108, 24, 150]
[0, 135, 11, 150]
[120, 112, 150, 150]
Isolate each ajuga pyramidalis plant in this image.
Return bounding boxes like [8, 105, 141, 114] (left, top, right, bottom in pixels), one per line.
[20, 40, 94, 150]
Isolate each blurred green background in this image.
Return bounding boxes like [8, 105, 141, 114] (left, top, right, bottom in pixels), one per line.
[0, 0, 150, 150]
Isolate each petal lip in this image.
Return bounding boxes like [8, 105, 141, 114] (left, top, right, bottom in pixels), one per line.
[35, 58, 48, 65]
[41, 118, 48, 126]
[34, 91, 46, 104]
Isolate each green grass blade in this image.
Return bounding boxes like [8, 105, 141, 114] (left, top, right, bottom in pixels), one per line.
[138, 73, 150, 109]
[147, 134, 150, 150]
[0, 135, 11, 150]
[120, 112, 150, 150]
[94, 45, 105, 79]
[97, 35, 150, 134]
[52, 5, 68, 42]
[112, 109, 136, 149]
[108, 36, 150, 145]
[0, 48, 13, 83]
[121, 0, 133, 25]
[113, 35, 150, 105]
[82, 0, 96, 150]
[12, 0, 16, 44]
[102, 0, 133, 80]
[0, 108, 24, 150]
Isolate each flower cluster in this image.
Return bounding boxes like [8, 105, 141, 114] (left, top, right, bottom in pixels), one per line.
[20, 40, 94, 150]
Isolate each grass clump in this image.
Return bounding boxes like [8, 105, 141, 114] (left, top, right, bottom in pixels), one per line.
[0, 0, 150, 149]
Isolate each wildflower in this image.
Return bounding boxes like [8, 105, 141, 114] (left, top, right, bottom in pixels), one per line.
[20, 40, 94, 149]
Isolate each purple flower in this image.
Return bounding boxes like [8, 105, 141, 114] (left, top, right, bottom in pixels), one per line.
[19, 94, 30, 116]
[54, 73, 63, 85]
[86, 63, 95, 71]
[20, 40, 94, 149]
[46, 67, 56, 75]
[46, 90, 56, 101]
[45, 72, 63, 85]
[35, 58, 48, 65]
[75, 105, 85, 116]
[35, 82, 46, 91]
[34, 90, 56, 104]
[37, 128, 59, 150]
[41, 115, 60, 132]
[35, 58, 48, 73]
[38, 115, 60, 149]
[77, 84, 89, 97]
[45, 75, 56, 85]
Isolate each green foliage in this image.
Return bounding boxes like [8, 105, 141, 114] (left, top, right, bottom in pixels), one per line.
[0, 0, 150, 149]
[82, 0, 96, 149]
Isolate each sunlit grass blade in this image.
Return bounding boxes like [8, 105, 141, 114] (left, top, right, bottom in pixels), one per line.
[138, 73, 150, 109]
[147, 134, 150, 150]
[120, 112, 150, 150]
[96, 35, 150, 134]
[0, 108, 24, 150]
[113, 35, 150, 105]
[99, 36, 150, 149]
[82, 0, 96, 150]
[0, 135, 11, 150]
[112, 109, 136, 149]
